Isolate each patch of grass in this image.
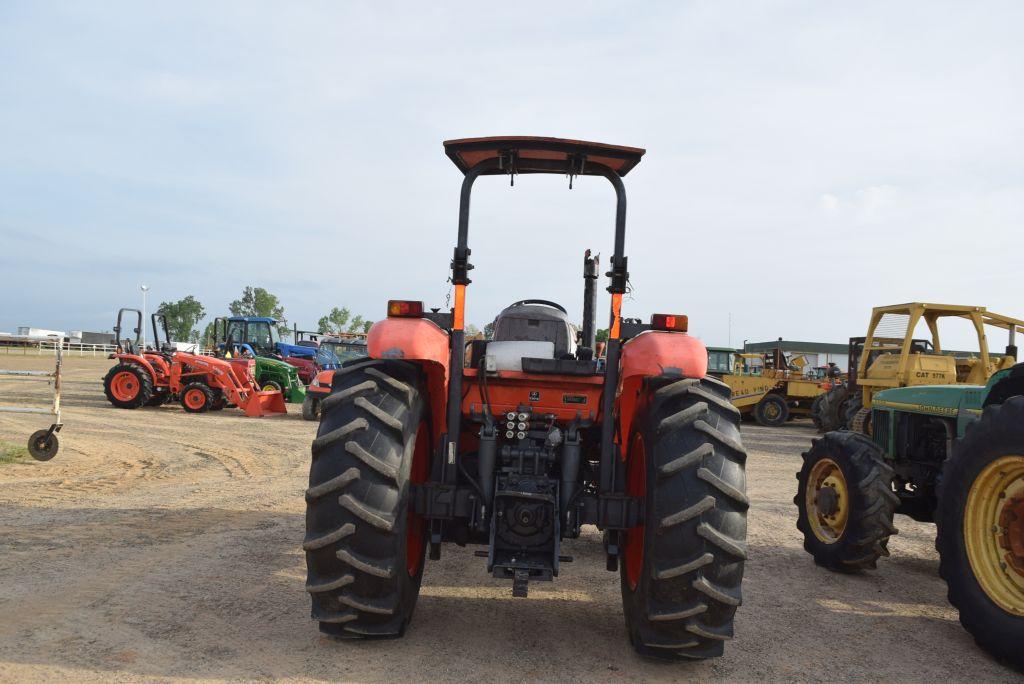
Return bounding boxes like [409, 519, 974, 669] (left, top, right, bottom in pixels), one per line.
[0, 440, 30, 464]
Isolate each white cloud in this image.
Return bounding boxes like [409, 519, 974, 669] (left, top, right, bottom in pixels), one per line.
[818, 193, 840, 211]
[854, 184, 901, 218]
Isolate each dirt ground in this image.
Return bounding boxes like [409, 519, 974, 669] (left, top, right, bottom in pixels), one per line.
[0, 354, 1017, 682]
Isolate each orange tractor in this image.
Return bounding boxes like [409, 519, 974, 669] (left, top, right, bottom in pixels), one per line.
[304, 137, 748, 660]
[103, 311, 286, 417]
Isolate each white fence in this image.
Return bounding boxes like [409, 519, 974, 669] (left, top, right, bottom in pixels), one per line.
[0, 341, 216, 357]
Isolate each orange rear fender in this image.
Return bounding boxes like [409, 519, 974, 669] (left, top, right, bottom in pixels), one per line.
[309, 369, 334, 397]
[616, 331, 708, 454]
[114, 353, 160, 385]
[367, 317, 450, 440]
[368, 318, 450, 371]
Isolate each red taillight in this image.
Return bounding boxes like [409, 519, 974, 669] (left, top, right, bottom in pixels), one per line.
[387, 300, 424, 318]
[651, 313, 688, 332]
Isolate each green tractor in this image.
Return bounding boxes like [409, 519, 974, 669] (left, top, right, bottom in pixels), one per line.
[795, 363, 1024, 669]
[249, 351, 306, 404]
[213, 318, 306, 403]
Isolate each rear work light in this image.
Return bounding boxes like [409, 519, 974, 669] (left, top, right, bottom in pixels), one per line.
[387, 300, 424, 318]
[651, 313, 688, 332]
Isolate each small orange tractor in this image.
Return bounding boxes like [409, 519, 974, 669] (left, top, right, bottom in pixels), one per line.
[103, 311, 286, 417]
[304, 137, 748, 660]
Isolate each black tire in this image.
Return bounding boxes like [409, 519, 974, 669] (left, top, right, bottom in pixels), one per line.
[845, 390, 867, 433]
[812, 385, 848, 433]
[936, 397, 1024, 670]
[754, 393, 788, 427]
[305, 359, 430, 638]
[620, 375, 748, 660]
[810, 395, 825, 431]
[836, 397, 850, 429]
[795, 431, 898, 571]
[209, 389, 226, 411]
[145, 391, 167, 407]
[180, 382, 214, 413]
[103, 362, 153, 409]
[27, 429, 58, 461]
[302, 395, 320, 421]
[261, 379, 283, 393]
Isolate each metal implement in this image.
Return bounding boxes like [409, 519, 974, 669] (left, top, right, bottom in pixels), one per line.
[0, 341, 63, 460]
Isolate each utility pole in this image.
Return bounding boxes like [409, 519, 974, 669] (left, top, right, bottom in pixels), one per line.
[140, 285, 150, 350]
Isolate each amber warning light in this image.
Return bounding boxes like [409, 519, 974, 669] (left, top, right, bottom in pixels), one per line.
[387, 300, 424, 318]
[650, 313, 688, 332]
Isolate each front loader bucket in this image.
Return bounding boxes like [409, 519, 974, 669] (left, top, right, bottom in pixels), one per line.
[287, 384, 307, 404]
[243, 390, 288, 417]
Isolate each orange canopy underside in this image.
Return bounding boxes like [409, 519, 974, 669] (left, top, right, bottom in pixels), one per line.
[443, 136, 645, 176]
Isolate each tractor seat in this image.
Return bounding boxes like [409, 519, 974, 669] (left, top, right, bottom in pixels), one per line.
[491, 300, 576, 359]
[470, 300, 595, 376]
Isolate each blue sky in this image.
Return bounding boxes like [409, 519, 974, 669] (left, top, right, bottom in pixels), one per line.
[1, 1, 1021, 348]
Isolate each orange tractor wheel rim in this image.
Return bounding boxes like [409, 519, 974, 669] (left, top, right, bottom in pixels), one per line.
[624, 433, 646, 591]
[406, 421, 431, 577]
[184, 389, 207, 410]
[110, 371, 140, 401]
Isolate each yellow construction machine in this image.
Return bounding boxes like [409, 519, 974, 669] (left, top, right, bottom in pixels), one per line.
[844, 302, 1024, 433]
[721, 346, 838, 426]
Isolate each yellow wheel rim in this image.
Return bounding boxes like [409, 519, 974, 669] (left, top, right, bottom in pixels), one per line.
[764, 402, 781, 420]
[806, 458, 850, 544]
[263, 383, 276, 392]
[963, 454, 1024, 615]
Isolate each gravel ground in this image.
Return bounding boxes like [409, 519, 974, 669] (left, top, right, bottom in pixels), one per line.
[0, 355, 1017, 682]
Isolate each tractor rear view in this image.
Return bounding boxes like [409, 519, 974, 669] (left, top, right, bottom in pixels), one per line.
[304, 137, 748, 659]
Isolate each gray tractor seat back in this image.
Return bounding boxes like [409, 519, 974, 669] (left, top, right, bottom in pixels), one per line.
[492, 300, 575, 359]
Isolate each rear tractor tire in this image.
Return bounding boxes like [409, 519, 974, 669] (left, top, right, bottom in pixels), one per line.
[305, 359, 430, 639]
[754, 393, 789, 427]
[180, 382, 214, 413]
[620, 375, 748, 660]
[846, 390, 872, 435]
[936, 396, 1024, 670]
[810, 395, 825, 431]
[103, 363, 153, 409]
[795, 431, 898, 571]
[812, 385, 848, 433]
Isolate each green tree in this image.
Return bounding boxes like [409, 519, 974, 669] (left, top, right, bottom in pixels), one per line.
[317, 307, 350, 334]
[483, 322, 495, 339]
[362, 319, 373, 333]
[230, 286, 287, 334]
[595, 328, 609, 343]
[201, 320, 219, 348]
[157, 296, 206, 343]
[348, 315, 365, 333]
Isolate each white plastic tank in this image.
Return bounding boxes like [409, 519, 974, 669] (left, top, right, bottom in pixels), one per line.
[484, 341, 555, 372]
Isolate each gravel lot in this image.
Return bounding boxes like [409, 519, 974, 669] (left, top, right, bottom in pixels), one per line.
[0, 355, 1017, 682]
